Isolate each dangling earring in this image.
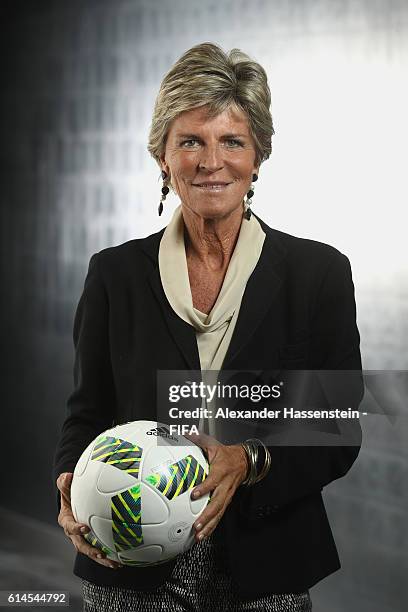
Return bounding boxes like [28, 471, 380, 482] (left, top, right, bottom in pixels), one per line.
[158, 170, 170, 216]
[244, 173, 258, 220]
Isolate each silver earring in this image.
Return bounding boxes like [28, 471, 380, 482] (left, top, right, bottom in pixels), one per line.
[244, 173, 258, 220]
[158, 170, 169, 216]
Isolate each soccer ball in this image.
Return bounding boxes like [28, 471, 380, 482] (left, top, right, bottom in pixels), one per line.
[71, 420, 210, 566]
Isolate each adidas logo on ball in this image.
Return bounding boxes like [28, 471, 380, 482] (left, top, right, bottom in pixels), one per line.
[147, 425, 177, 441]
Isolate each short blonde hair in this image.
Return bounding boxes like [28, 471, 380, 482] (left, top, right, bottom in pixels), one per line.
[148, 42, 274, 168]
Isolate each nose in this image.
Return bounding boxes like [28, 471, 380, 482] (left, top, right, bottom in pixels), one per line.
[198, 143, 224, 172]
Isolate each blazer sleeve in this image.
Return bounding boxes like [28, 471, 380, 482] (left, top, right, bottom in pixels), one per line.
[243, 251, 363, 517]
[52, 253, 116, 508]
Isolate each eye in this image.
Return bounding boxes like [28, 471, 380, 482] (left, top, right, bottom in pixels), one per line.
[225, 139, 243, 147]
[180, 139, 200, 148]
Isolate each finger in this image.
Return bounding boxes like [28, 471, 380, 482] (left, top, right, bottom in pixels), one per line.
[191, 468, 237, 501]
[58, 506, 89, 537]
[60, 513, 90, 538]
[194, 485, 233, 539]
[57, 473, 73, 504]
[60, 500, 89, 532]
[57, 472, 72, 492]
[58, 496, 88, 528]
[191, 471, 221, 499]
[58, 487, 71, 513]
[71, 535, 122, 569]
[56, 472, 70, 489]
[59, 491, 73, 515]
[193, 504, 221, 534]
[195, 509, 224, 542]
[192, 459, 244, 500]
[194, 485, 223, 521]
[57, 478, 89, 536]
[56, 475, 120, 569]
[193, 487, 229, 532]
[73, 535, 123, 569]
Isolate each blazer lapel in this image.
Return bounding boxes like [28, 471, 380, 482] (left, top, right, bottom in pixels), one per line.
[222, 215, 287, 369]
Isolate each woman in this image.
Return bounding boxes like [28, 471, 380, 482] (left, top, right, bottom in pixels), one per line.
[54, 42, 363, 611]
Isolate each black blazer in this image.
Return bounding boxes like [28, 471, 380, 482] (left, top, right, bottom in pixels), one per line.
[53, 213, 363, 597]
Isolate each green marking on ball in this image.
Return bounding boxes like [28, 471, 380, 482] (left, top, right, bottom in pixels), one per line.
[145, 473, 160, 486]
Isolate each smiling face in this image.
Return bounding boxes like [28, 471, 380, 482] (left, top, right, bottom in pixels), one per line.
[160, 105, 259, 221]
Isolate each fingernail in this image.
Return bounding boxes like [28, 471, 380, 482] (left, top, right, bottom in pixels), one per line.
[192, 489, 200, 498]
[198, 532, 205, 540]
[80, 526, 87, 533]
[110, 564, 116, 569]
[97, 554, 103, 559]
[195, 522, 202, 531]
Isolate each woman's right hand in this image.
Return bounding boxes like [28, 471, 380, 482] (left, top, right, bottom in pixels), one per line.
[56, 472, 122, 570]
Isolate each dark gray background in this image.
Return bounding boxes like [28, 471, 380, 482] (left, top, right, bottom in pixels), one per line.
[0, 1, 406, 610]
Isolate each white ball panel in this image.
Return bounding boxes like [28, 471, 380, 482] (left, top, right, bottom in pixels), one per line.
[141, 443, 174, 479]
[97, 463, 137, 494]
[141, 523, 188, 559]
[118, 545, 163, 564]
[73, 438, 95, 478]
[139, 481, 169, 524]
[89, 515, 118, 557]
[71, 460, 108, 525]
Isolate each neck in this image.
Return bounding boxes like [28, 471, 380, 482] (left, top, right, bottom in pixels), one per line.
[181, 204, 244, 271]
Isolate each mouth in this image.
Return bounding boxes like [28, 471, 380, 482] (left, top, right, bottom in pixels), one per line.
[192, 182, 231, 191]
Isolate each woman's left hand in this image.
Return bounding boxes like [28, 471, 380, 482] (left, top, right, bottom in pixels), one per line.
[188, 437, 248, 542]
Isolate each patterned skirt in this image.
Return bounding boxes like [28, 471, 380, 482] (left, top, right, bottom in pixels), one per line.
[82, 533, 312, 612]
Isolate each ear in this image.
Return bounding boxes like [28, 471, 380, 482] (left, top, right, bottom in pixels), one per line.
[159, 153, 169, 177]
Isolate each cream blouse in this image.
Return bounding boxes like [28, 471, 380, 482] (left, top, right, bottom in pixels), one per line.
[159, 204, 265, 436]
